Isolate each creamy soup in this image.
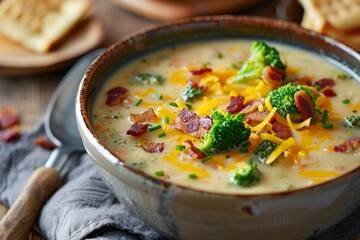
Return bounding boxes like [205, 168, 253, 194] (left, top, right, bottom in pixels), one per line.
[92, 40, 360, 194]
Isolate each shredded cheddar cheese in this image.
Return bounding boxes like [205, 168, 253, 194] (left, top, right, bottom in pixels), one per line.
[266, 137, 297, 164]
[286, 114, 312, 130]
[260, 133, 284, 144]
[250, 107, 277, 131]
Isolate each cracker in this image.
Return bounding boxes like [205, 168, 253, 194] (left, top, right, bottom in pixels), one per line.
[299, 0, 360, 32]
[0, 0, 90, 53]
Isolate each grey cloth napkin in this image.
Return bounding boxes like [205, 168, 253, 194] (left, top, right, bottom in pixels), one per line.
[0, 120, 360, 240]
[0, 120, 162, 240]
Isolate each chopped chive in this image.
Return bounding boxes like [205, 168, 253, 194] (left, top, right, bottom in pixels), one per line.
[175, 145, 186, 151]
[164, 116, 170, 124]
[158, 131, 166, 138]
[342, 98, 350, 104]
[185, 103, 192, 109]
[322, 123, 334, 129]
[239, 147, 249, 153]
[216, 52, 223, 59]
[201, 155, 213, 163]
[153, 93, 163, 100]
[322, 110, 329, 124]
[315, 85, 322, 91]
[169, 102, 178, 107]
[134, 99, 143, 106]
[155, 170, 164, 176]
[148, 124, 161, 132]
[188, 173, 197, 179]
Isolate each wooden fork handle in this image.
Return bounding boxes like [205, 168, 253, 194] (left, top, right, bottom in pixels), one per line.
[0, 167, 61, 240]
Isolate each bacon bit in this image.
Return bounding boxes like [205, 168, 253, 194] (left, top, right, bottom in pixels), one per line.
[178, 108, 197, 123]
[126, 123, 149, 136]
[130, 108, 157, 123]
[142, 142, 164, 153]
[0, 124, 20, 142]
[0, 107, 19, 129]
[184, 118, 200, 134]
[173, 109, 210, 138]
[320, 86, 337, 97]
[290, 77, 313, 86]
[240, 99, 264, 114]
[200, 116, 212, 130]
[226, 95, 244, 114]
[334, 138, 360, 153]
[184, 140, 206, 160]
[271, 122, 292, 140]
[34, 135, 57, 150]
[245, 111, 275, 124]
[262, 66, 285, 88]
[314, 78, 335, 89]
[190, 68, 212, 75]
[106, 87, 128, 107]
[294, 90, 315, 120]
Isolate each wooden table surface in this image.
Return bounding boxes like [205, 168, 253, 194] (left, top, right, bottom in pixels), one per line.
[0, 0, 282, 237]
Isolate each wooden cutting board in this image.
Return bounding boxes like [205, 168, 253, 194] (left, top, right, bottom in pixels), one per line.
[110, 0, 265, 21]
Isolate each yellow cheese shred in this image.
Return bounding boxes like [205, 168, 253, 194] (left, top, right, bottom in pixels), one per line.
[175, 99, 188, 109]
[155, 107, 177, 121]
[298, 170, 338, 178]
[250, 107, 277, 131]
[162, 136, 210, 178]
[169, 69, 188, 86]
[265, 137, 297, 164]
[260, 133, 284, 144]
[195, 98, 228, 115]
[265, 96, 273, 111]
[286, 114, 312, 130]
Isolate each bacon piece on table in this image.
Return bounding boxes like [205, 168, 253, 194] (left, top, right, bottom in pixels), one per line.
[126, 123, 149, 136]
[106, 87, 128, 107]
[142, 142, 164, 153]
[226, 95, 244, 114]
[0, 107, 19, 129]
[334, 138, 360, 153]
[184, 140, 206, 160]
[34, 135, 57, 150]
[0, 125, 20, 142]
[130, 108, 157, 123]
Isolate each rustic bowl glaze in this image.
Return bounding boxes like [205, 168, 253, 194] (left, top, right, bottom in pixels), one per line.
[76, 16, 360, 240]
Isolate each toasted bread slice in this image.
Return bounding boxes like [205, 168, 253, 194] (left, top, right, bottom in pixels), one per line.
[0, 0, 90, 53]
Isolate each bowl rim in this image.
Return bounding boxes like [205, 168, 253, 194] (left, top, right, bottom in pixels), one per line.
[78, 15, 360, 198]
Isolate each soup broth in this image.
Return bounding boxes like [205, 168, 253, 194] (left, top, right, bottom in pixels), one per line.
[92, 40, 360, 194]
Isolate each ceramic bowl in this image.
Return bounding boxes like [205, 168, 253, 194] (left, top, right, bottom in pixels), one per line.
[76, 16, 360, 240]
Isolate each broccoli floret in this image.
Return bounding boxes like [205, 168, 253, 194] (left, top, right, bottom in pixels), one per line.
[134, 73, 165, 85]
[345, 116, 360, 128]
[253, 140, 279, 164]
[232, 41, 286, 83]
[201, 111, 250, 154]
[268, 83, 316, 122]
[230, 159, 261, 187]
[181, 86, 205, 102]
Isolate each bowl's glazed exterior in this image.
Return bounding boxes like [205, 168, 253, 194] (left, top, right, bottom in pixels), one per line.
[76, 16, 360, 240]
